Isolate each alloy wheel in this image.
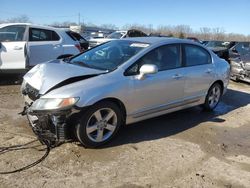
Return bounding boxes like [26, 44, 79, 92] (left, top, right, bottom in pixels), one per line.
[86, 108, 118, 142]
[208, 85, 221, 109]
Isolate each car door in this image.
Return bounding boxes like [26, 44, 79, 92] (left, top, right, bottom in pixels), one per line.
[0, 25, 28, 70]
[126, 44, 186, 117]
[27, 27, 63, 66]
[182, 44, 215, 101]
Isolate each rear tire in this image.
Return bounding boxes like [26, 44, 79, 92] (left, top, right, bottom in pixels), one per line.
[203, 83, 222, 111]
[75, 101, 122, 148]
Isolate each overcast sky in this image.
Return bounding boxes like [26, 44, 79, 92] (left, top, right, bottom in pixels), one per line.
[1, 0, 250, 35]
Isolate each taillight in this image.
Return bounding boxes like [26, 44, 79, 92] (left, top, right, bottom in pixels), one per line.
[75, 44, 82, 52]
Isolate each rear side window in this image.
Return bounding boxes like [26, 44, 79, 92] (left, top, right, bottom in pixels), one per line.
[0, 25, 26, 42]
[29, 28, 60, 41]
[184, 44, 211, 66]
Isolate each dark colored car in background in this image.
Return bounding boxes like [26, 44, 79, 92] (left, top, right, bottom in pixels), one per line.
[206, 41, 236, 63]
[230, 42, 250, 83]
[186, 37, 202, 44]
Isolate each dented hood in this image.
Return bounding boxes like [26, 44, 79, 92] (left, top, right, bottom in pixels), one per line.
[23, 59, 106, 94]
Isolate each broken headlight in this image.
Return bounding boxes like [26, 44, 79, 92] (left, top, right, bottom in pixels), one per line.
[31, 97, 79, 111]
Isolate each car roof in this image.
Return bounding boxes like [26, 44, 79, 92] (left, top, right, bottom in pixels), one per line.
[0, 23, 65, 32]
[121, 37, 201, 46]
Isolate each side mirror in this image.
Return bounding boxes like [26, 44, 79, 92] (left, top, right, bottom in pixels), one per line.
[137, 64, 158, 80]
[0, 42, 2, 49]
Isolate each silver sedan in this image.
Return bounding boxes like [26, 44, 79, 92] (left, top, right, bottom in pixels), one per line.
[21, 37, 230, 148]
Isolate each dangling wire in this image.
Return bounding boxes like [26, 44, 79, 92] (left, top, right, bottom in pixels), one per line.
[0, 139, 51, 174]
[0, 139, 37, 152]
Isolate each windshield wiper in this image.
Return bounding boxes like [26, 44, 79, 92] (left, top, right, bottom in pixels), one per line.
[62, 56, 74, 62]
[69, 60, 92, 68]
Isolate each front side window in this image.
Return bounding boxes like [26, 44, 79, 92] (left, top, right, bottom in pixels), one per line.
[0, 25, 26, 42]
[69, 40, 149, 71]
[184, 44, 211, 66]
[29, 28, 60, 41]
[126, 44, 181, 75]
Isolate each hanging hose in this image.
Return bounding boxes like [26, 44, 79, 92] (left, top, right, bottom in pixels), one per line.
[0, 139, 37, 152]
[0, 138, 51, 174]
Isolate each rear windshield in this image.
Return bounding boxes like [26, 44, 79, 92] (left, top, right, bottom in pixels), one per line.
[107, 32, 126, 39]
[66, 31, 86, 42]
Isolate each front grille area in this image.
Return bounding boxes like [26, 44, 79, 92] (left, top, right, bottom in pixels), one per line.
[22, 83, 40, 101]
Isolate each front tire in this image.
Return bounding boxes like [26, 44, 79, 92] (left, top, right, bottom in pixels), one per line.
[203, 83, 222, 111]
[76, 101, 122, 148]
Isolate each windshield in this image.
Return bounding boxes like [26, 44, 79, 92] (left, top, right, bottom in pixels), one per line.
[69, 40, 150, 71]
[107, 31, 126, 39]
[206, 41, 231, 48]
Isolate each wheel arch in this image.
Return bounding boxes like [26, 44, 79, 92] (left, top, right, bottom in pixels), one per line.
[93, 97, 127, 124]
[211, 80, 224, 94]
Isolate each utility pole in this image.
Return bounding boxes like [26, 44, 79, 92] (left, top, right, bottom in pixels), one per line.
[78, 12, 80, 26]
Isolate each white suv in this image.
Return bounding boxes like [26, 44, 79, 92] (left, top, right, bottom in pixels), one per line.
[0, 23, 82, 73]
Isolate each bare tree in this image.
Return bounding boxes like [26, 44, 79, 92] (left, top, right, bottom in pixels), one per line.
[1, 15, 250, 41]
[7, 15, 31, 23]
[100, 24, 118, 30]
[199, 27, 212, 40]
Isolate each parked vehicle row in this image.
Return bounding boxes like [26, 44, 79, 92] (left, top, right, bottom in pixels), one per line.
[21, 37, 230, 147]
[204, 40, 250, 83]
[230, 42, 250, 83]
[0, 23, 88, 73]
[205, 41, 236, 63]
[88, 29, 148, 48]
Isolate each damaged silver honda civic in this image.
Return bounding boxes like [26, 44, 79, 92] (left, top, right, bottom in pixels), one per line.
[21, 37, 230, 148]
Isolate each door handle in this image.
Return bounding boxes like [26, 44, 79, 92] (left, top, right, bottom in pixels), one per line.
[205, 69, 212, 74]
[13, 46, 23, 50]
[53, 44, 61, 48]
[172, 74, 183, 79]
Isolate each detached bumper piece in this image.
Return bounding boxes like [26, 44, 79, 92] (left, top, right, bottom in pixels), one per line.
[27, 110, 71, 147]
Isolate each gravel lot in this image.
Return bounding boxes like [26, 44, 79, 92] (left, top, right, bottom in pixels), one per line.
[0, 75, 250, 188]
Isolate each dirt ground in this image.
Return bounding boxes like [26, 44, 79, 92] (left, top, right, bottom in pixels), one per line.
[0, 75, 250, 188]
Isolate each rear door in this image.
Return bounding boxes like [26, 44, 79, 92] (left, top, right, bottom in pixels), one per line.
[0, 25, 27, 70]
[182, 44, 215, 100]
[27, 27, 63, 66]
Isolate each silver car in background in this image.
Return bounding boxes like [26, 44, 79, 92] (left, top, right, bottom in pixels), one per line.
[21, 37, 230, 148]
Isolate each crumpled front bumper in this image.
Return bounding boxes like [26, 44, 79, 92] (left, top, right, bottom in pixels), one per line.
[22, 103, 74, 146]
[21, 80, 79, 146]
